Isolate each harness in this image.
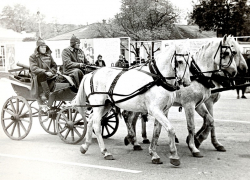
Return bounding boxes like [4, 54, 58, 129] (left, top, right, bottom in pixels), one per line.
[76, 52, 189, 108]
[190, 40, 236, 88]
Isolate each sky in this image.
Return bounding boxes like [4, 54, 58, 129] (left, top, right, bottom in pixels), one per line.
[0, 0, 193, 25]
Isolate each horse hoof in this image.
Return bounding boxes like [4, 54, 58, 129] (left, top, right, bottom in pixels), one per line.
[134, 145, 143, 151]
[170, 159, 181, 166]
[192, 152, 203, 158]
[142, 139, 150, 144]
[175, 136, 179, 143]
[104, 155, 115, 160]
[216, 146, 226, 152]
[80, 146, 87, 154]
[152, 158, 163, 164]
[124, 137, 129, 146]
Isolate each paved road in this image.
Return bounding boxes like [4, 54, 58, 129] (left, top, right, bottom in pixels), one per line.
[0, 78, 250, 180]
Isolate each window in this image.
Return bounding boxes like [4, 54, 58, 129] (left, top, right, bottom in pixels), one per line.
[55, 49, 60, 58]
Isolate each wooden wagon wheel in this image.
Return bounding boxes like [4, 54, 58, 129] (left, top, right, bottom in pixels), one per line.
[92, 108, 119, 139]
[38, 101, 65, 135]
[56, 106, 87, 144]
[101, 108, 119, 139]
[1, 96, 32, 140]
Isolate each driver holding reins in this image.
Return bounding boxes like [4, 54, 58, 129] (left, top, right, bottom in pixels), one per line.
[61, 35, 89, 89]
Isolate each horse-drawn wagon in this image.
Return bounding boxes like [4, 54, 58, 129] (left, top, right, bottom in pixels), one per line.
[0, 63, 119, 144]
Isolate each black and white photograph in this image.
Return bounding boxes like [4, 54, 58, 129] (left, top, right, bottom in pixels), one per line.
[0, 0, 250, 179]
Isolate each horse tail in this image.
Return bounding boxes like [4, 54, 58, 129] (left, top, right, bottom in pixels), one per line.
[71, 75, 88, 116]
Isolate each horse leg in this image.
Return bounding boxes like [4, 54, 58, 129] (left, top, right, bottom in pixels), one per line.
[205, 99, 226, 152]
[149, 109, 180, 166]
[183, 104, 203, 158]
[93, 106, 115, 160]
[123, 111, 142, 150]
[149, 120, 162, 164]
[141, 113, 150, 144]
[194, 103, 215, 148]
[80, 113, 93, 155]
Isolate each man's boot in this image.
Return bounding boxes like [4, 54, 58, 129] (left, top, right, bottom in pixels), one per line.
[40, 81, 50, 101]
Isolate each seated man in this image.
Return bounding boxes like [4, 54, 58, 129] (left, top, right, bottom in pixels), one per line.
[29, 37, 57, 105]
[62, 35, 89, 89]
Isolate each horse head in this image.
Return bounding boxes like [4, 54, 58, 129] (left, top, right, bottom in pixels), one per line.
[171, 44, 191, 87]
[226, 35, 248, 73]
[214, 34, 237, 77]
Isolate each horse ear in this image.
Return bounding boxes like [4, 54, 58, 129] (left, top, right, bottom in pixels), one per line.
[222, 34, 228, 44]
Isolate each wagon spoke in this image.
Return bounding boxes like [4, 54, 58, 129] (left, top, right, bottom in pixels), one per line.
[17, 121, 21, 138]
[73, 128, 81, 137]
[74, 125, 84, 129]
[16, 98, 19, 113]
[58, 121, 66, 125]
[59, 127, 67, 134]
[47, 119, 53, 131]
[2, 117, 12, 120]
[64, 129, 70, 139]
[18, 103, 25, 115]
[4, 121, 15, 131]
[4, 109, 15, 116]
[106, 123, 115, 130]
[20, 118, 30, 123]
[74, 118, 83, 125]
[61, 113, 69, 122]
[41, 117, 49, 123]
[10, 122, 17, 136]
[71, 130, 74, 141]
[105, 114, 116, 119]
[53, 119, 56, 133]
[19, 110, 29, 118]
[9, 100, 16, 114]
[72, 111, 78, 122]
[19, 121, 27, 132]
[68, 108, 72, 121]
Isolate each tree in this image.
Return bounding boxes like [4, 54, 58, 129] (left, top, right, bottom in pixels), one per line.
[94, 0, 181, 59]
[190, 0, 250, 36]
[0, 4, 31, 32]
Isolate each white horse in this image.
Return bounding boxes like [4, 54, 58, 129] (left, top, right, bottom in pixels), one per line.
[123, 35, 241, 163]
[72, 44, 191, 166]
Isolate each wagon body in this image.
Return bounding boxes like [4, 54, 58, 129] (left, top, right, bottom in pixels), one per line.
[1, 66, 119, 144]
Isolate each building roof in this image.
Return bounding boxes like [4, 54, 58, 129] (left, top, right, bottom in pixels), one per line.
[47, 24, 216, 41]
[47, 24, 103, 41]
[0, 27, 35, 41]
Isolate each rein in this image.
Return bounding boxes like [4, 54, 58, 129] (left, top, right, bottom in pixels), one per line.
[74, 56, 187, 108]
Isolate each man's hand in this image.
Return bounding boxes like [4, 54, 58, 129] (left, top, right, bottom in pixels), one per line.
[80, 63, 85, 68]
[45, 72, 53, 77]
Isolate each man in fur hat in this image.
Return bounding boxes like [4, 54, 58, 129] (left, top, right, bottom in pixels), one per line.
[29, 37, 57, 105]
[62, 35, 89, 89]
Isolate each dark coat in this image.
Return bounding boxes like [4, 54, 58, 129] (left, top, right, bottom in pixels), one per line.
[61, 47, 89, 75]
[95, 60, 106, 67]
[115, 59, 129, 68]
[29, 48, 57, 98]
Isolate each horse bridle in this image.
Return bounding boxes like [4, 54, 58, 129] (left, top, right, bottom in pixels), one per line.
[170, 51, 190, 85]
[213, 41, 237, 69]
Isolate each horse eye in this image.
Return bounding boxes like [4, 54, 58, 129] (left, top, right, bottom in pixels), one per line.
[232, 51, 237, 55]
[177, 60, 183, 65]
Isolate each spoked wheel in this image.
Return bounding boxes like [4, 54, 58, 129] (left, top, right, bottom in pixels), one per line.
[101, 108, 119, 139]
[39, 101, 65, 135]
[56, 107, 87, 144]
[1, 96, 32, 140]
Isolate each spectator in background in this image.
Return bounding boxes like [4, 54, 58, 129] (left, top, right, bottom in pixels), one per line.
[115, 55, 129, 68]
[95, 54, 106, 67]
[61, 35, 89, 89]
[235, 66, 247, 99]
